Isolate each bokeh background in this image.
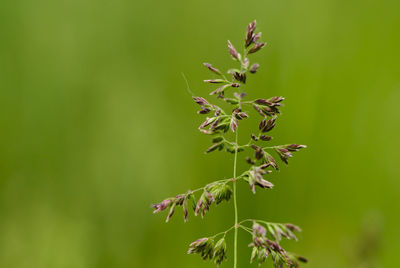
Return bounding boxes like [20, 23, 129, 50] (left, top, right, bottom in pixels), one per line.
[1, 0, 399, 267]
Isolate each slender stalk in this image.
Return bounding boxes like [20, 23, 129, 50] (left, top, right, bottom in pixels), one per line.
[233, 129, 239, 268]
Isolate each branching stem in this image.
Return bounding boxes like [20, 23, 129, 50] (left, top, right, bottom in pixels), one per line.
[233, 128, 239, 268]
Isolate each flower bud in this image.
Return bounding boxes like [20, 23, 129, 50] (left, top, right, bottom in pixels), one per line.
[264, 154, 279, 170]
[203, 62, 221, 75]
[213, 238, 227, 265]
[252, 32, 262, 43]
[210, 84, 230, 95]
[251, 144, 264, 160]
[230, 117, 238, 132]
[297, 256, 308, 263]
[248, 42, 266, 54]
[246, 157, 255, 165]
[255, 178, 274, 189]
[255, 99, 270, 105]
[233, 72, 246, 83]
[242, 58, 249, 69]
[188, 237, 210, 254]
[274, 147, 293, 164]
[260, 135, 273, 141]
[188, 237, 215, 260]
[165, 202, 176, 222]
[198, 107, 211, 114]
[205, 142, 223, 153]
[262, 117, 276, 132]
[253, 236, 264, 247]
[245, 20, 257, 47]
[251, 134, 258, 141]
[285, 223, 302, 232]
[253, 222, 266, 237]
[268, 96, 285, 103]
[199, 129, 213, 134]
[199, 117, 213, 129]
[193, 96, 208, 105]
[225, 98, 239, 105]
[228, 40, 240, 60]
[250, 247, 258, 263]
[204, 79, 226, 83]
[212, 136, 223, 143]
[253, 104, 266, 117]
[285, 144, 307, 151]
[235, 112, 248, 120]
[259, 119, 266, 130]
[151, 198, 173, 213]
[257, 248, 269, 264]
[250, 63, 259, 73]
[182, 197, 189, 222]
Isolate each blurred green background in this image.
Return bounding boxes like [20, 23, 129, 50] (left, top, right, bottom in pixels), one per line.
[1, 0, 399, 267]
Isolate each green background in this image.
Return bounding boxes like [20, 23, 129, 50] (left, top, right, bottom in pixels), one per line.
[1, 0, 399, 267]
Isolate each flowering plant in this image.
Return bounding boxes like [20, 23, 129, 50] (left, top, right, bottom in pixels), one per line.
[152, 20, 307, 268]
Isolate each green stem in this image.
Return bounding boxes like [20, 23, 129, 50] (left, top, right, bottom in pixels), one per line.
[233, 129, 239, 268]
[211, 225, 236, 238]
[239, 225, 253, 235]
[239, 218, 281, 226]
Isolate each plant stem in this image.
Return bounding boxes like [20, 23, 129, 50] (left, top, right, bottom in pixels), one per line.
[211, 225, 236, 238]
[233, 129, 239, 268]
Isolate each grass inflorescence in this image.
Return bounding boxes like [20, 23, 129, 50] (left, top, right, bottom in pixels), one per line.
[152, 20, 307, 268]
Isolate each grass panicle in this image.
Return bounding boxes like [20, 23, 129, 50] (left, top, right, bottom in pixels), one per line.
[152, 20, 307, 268]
